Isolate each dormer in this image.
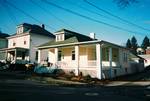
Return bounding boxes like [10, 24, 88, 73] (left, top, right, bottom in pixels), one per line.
[55, 29, 65, 42]
[16, 23, 30, 34]
[54, 28, 96, 43]
[17, 25, 23, 34]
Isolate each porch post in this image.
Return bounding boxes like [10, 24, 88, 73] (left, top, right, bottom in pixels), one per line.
[55, 48, 58, 63]
[14, 49, 17, 63]
[119, 48, 122, 67]
[38, 50, 41, 63]
[75, 45, 79, 76]
[5, 50, 8, 62]
[96, 43, 102, 79]
[109, 47, 112, 78]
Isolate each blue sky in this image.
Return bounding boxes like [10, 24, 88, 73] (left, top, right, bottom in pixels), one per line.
[0, 0, 150, 46]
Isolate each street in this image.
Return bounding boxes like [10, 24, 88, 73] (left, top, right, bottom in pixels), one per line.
[0, 71, 148, 101]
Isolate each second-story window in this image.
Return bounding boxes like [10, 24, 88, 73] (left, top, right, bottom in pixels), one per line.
[56, 34, 64, 41]
[24, 41, 26, 45]
[13, 42, 16, 46]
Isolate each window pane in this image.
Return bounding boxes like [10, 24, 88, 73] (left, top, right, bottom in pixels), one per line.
[35, 51, 38, 60]
[102, 47, 109, 61]
[72, 50, 75, 60]
[58, 51, 61, 61]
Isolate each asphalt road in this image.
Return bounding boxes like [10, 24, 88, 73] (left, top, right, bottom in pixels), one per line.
[0, 71, 148, 101]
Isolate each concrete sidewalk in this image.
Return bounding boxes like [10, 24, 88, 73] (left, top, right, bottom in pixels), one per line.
[105, 81, 150, 86]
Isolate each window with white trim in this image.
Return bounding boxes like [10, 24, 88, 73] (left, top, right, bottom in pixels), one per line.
[123, 52, 128, 62]
[58, 51, 62, 61]
[56, 34, 64, 41]
[72, 50, 75, 60]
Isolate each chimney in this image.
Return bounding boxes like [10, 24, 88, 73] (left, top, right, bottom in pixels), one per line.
[41, 24, 45, 29]
[89, 32, 95, 39]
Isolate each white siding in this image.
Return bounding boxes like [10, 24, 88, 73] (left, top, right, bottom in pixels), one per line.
[8, 35, 30, 49]
[29, 33, 53, 63]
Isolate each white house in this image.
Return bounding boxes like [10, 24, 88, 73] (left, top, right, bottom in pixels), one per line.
[38, 29, 144, 79]
[1, 23, 55, 64]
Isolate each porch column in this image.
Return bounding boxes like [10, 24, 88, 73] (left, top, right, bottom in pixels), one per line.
[38, 50, 41, 63]
[75, 45, 79, 76]
[14, 49, 17, 63]
[5, 50, 8, 61]
[119, 48, 122, 67]
[96, 43, 102, 79]
[109, 47, 112, 78]
[55, 48, 58, 63]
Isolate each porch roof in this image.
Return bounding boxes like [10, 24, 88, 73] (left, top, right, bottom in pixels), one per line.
[38, 39, 128, 50]
[0, 47, 29, 52]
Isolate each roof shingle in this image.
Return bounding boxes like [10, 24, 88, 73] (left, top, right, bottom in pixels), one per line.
[39, 29, 96, 47]
[0, 32, 9, 38]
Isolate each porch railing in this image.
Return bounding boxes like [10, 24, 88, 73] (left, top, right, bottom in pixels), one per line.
[55, 60, 120, 69]
[79, 60, 97, 68]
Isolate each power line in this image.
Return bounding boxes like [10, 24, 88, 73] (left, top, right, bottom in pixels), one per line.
[84, 0, 150, 32]
[30, 0, 76, 30]
[0, 1, 18, 25]
[42, 0, 146, 35]
[65, 0, 137, 28]
[4, 0, 56, 31]
[61, 0, 113, 20]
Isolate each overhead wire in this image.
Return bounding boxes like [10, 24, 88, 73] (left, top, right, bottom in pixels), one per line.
[4, 0, 56, 31]
[42, 0, 146, 35]
[30, 0, 76, 31]
[0, 1, 18, 25]
[61, 0, 113, 20]
[84, 0, 150, 32]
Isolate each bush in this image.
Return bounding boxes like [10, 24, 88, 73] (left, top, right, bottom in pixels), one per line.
[83, 74, 92, 82]
[53, 69, 65, 76]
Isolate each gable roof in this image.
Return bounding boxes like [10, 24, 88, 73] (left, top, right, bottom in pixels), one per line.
[0, 32, 9, 38]
[39, 29, 96, 47]
[12, 23, 55, 38]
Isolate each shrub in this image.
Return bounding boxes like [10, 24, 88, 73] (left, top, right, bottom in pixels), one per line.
[83, 74, 92, 82]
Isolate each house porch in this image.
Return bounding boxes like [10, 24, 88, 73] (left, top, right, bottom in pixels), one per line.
[39, 43, 129, 79]
[6, 47, 29, 64]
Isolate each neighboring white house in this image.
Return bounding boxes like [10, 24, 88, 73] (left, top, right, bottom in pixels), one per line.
[136, 47, 150, 67]
[38, 29, 144, 79]
[0, 32, 9, 62]
[138, 54, 150, 67]
[137, 47, 145, 55]
[0, 23, 55, 64]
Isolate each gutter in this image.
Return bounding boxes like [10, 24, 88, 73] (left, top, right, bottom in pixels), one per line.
[38, 40, 128, 50]
[38, 40, 101, 49]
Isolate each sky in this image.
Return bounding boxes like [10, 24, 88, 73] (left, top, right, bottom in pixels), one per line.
[0, 0, 150, 46]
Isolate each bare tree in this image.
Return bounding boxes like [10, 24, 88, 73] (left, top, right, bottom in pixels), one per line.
[113, 0, 138, 8]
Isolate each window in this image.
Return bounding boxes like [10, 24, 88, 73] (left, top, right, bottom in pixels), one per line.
[58, 51, 62, 61]
[35, 51, 38, 60]
[72, 50, 75, 60]
[102, 47, 109, 61]
[13, 42, 16, 46]
[17, 27, 23, 34]
[24, 41, 26, 45]
[22, 52, 25, 60]
[56, 34, 64, 41]
[123, 53, 128, 62]
[112, 48, 119, 62]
